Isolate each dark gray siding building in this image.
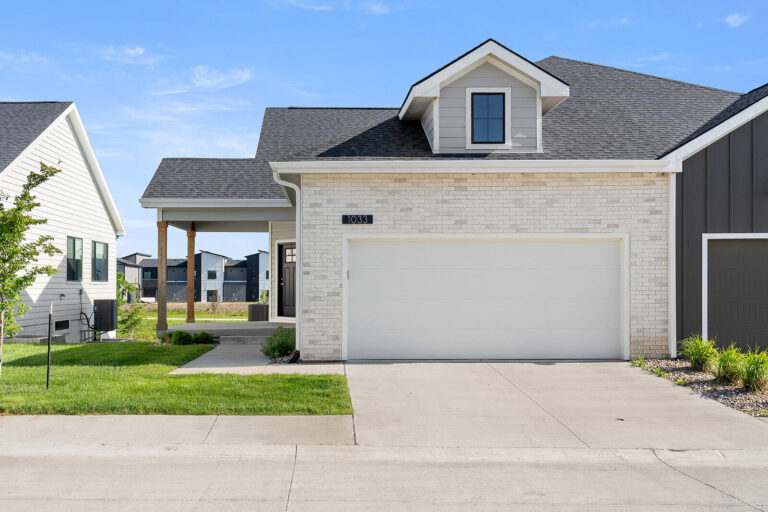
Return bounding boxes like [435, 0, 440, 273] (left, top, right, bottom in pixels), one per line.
[676, 110, 768, 350]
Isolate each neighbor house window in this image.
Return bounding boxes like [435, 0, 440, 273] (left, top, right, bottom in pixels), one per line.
[143, 271, 152, 279]
[207, 290, 218, 302]
[92, 241, 108, 282]
[265, 270, 269, 279]
[471, 93, 505, 144]
[207, 270, 217, 279]
[67, 237, 83, 281]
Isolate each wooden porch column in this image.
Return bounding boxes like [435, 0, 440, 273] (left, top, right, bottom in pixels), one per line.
[186, 224, 195, 323]
[157, 221, 168, 333]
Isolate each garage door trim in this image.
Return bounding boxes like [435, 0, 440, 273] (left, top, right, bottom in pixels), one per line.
[701, 232, 768, 341]
[341, 233, 631, 360]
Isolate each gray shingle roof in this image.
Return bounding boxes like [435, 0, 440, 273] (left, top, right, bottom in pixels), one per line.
[0, 102, 72, 171]
[662, 81, 768, 156]
[139, 258, 186, 268]
[141, 158, 285, 200]
[260, 58, 740, 162]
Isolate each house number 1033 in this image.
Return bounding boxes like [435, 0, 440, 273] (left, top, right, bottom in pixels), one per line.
[342, 214, 373, 225]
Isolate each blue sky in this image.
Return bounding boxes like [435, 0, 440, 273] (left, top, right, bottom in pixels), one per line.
[1, 1, 766, 259]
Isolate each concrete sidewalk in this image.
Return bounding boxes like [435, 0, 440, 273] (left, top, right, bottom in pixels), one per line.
[1, 439, 767, 511]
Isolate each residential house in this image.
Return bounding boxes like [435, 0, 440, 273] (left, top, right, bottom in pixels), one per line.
[121, 251, 269, 303]
[140, 39, 768, 360]
[0, 102, 125, 342]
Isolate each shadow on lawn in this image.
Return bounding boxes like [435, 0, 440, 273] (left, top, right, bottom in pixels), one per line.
[6, 343, 199, 367]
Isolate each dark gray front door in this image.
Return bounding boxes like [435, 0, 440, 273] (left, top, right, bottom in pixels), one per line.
[708, 239, 768, 351]
[278, 243, 296, 317]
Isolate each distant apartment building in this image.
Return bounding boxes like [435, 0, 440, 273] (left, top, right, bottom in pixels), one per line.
[117, 250, 269, 303]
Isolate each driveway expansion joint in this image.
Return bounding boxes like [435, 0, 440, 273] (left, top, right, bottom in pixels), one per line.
[487, 362, 592, 449]
[651, 448, 763, 511]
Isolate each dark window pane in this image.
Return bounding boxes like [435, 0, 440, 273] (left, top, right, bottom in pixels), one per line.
[67, 237, 83, 281]
[488, 119, 504, 142]
[487, 94, 504, 118]
[472, 93, 504, 143]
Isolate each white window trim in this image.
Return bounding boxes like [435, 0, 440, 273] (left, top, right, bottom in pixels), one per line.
[341, 233, 631, 361]
[465, 87, 512, 150]
[700, 233, 768, 340]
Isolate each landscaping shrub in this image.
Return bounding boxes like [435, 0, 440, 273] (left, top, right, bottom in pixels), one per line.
[192, 332, 215, 344]
[680, 335, 718, 372]
[714, 343, 744, 384]
[262, 326, 295, 359]
[742, 348, 768, 392]
[168, 331, 193, 345]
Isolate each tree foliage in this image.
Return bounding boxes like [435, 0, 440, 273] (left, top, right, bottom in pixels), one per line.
[0, 162, 62, 375]
[116, 272, 144, 338]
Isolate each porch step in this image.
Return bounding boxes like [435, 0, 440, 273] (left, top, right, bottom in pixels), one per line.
[218, 335, 269, 345]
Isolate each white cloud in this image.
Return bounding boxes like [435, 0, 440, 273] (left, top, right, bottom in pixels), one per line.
[284, 0, 332, 10]
[101, 46, 162, 67]
[584, 17, 630, 30]
[363, 1, 390, 15]
[123, 107, 178, 122]
[190, 65, 252, 90]
[0, 50, 48, 71]
[724, 13, 748, 27]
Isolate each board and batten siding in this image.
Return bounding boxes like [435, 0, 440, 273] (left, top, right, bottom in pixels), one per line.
[269, 221, 296, 320]
[0, 114, 118, 342]
[676, 110, 768, 344]
[438, 62, 538, 153]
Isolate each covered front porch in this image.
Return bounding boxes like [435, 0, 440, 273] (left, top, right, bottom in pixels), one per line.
[139, 158, 299, 336]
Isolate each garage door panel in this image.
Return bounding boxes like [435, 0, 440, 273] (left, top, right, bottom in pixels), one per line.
[347, 238, 623, 359]
[349, 297, 620, 330]
[350, 239, 619, 270]
[348, 327, 620, 359]
[350, 268, 619, 300]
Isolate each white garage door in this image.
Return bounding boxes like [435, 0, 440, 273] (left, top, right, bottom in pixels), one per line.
[346, 238, 624, 360]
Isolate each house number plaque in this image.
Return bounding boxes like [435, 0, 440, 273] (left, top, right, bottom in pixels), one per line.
[342, 214, 373, 225]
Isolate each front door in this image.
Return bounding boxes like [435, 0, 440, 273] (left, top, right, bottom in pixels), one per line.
[278, 243, 296, 317]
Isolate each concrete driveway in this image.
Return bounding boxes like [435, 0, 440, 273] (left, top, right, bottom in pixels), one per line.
[3, 361, 768, 510]
[345, 361, 768, 449]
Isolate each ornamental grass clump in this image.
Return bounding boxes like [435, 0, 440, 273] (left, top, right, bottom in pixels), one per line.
[742, 348, 768, 392]
[714, 343, 745, 384]
[680, 335, 718, 372]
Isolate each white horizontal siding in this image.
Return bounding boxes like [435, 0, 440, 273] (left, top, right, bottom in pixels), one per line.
[438, 62, 538, 152]
[420, 101, 435, 151]
[0, 114, 118, 342]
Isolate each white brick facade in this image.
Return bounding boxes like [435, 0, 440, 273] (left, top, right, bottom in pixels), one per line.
[298, 172, 670, 361]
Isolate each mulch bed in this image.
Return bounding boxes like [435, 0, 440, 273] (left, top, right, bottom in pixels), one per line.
[638, 358, 768, 417]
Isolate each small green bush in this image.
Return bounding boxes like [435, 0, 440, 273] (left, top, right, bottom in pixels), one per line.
[653, 367, 668, 379]
[631, 355, 644, 368]
[168, 331, 193, 345]
[192, 332, 215, 344]
[680, 335, 718, 372]
[714, 343, 744, 384]
[742, 348, 768, 392]
[675, 378, 687, 387]
[262, 326, 295, 359]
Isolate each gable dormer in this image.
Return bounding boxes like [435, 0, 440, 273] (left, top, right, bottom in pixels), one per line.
[399, 39, 569, 154]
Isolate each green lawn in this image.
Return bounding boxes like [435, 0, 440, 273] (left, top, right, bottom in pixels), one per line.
[0, 343, 352, 415]
[119, 319, 186, 342]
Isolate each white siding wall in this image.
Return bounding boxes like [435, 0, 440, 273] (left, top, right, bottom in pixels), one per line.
[269, 221, 296, 320]
[199, 252, 225, 302]
[439, 62, 538, 153]
[0, 114, 118, 342]
[420, 101, 435, 151]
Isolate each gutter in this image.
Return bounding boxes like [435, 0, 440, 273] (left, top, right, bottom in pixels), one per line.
[272, 170, 302, 356]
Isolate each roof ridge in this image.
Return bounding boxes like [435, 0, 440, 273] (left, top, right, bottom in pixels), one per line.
[539, 56, 741, 96]
[0, 101, 72, 104]
[285, 107, 398, 110]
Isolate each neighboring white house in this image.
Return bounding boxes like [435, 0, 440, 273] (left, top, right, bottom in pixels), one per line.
[0, 102, 126, 342]
[141, 39, 768, 361]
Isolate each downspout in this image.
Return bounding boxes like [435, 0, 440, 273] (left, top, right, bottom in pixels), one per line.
[272, 170, 302, 355]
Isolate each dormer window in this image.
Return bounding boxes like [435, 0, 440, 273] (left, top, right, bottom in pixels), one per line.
[471, 93, 504, 144]
[465, 87, 512, 150]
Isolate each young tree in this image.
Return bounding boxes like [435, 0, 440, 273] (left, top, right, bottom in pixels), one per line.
[0, 162, 62, 377]
[116, 272, 144, 338]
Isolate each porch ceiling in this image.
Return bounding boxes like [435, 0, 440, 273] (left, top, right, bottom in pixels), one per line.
[156, 205, 296, 232]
